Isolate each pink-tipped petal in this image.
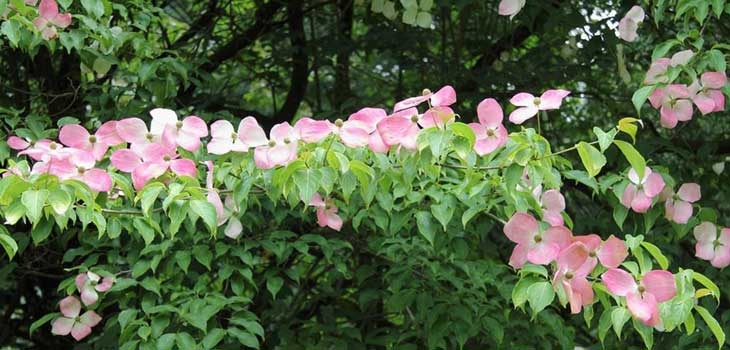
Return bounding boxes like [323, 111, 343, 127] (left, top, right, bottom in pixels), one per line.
[368, 132, 390, 153]
[82, 169, 112, 192]
[598, 235, 629, 268]
[701, 72, 727, 89]
[648, 88, 667, 109]
[51, 317, 75, 336]
[393, 94, 431, 112]
[631, 191, 653, 213]
[625, 5, 645, 22]
[670, 49, 694, 66]
[80, 288, 98, 306]
[110, 149, 141, 172]
[39, 0, 60, 17]
[477, 98, 504, 126]
[430, 85, 456, 107]
[543, 210, 564, 227]
[618, 18, 639, 42]
[508, 243, 528, 269]
[377, 114, 414, 147]
[541, 189, 565, 211]
[626, 292, 658, 325]
[557, 242, 589, 272]
[503, 212, 539, 245]
[419, 106, 454, 128]
[239, 117, 269, 147]
[498, 0, 525, 18]
[182, 116, 208, 137]
[694, 222, 718, 261]
[59, 296, 81, 318]
[677, 183, 701, 202]
[642, 270, 676, 303]
[116, 118, 150, 145]
[602, 268, 637, 296]
[96, 121, 124, 146]
[508, 106, 539, 124]
[149, 108, 178, 135]
[711, 229, 730, 268]
[527, 242, 561, 265]
[339, 123, 370, 148]
[7, 136, 30, 150]
[96, 277, 114, 292]
[538, 89, 571, 110]
[509, 92, 535, 107]
[169, 159, 197, 178]
[70, 323, 93, 341]
[620, 184, 637, 209]
[643, 173, 666, 197]
[296, 118, 334, 143]
[670, 200, 693, 224]
[59, 124, 90, 149]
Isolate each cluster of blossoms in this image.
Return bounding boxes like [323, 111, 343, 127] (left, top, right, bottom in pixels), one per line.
[7, 86, 569, 237]
[642, 50, 727, 128]
[51, 272, 114, 340]
[503, 208, 677, 327]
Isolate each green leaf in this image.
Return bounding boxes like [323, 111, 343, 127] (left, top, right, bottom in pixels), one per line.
[371, 0, 385, 13]
[707, 49, 726, 72]
[632, 319, 654, 349]
[228, 328, 259, 348]
[48, 188, 72, 216]
[0, 231, 18, 260]
[640, 241, 669, 270]
[631, 86, 656, 115]
[611, 307, 631, 339]
[93, 57, 112, 75]
[1, 20, 21, 47]
[419, 0, 433, 10]
[29, 312, 59, 335]
[293, 168, 322, 204]
[21, 189, 49, 224]
[133, 218, 156, 246]
[192, 245, 213, 270]
[175, 332, 197, 350]
[139, 183, 164, 216]
[118, 309, 138, 331]
[431, 195, 455, 230]
[526, 282, 554, 317]
[267, 276, 284, 299]
[695, 305, 725, 349]
[512, 276, 538, 309]
[598, 307, 613, 344]
[415, 211, 436, 246]
[617, 117, 642, 143]
[693, 271, 720, 302]
[613, 140, 646, 179]
[613, 204, 629, 229]
[592, 127, 616, 153]
[576, 141, 606, 177]
[175, 251, 191, 273]
[31, 218, 54, 245]
[202, 328, 226, 350]
[402, 6, 418, 24]
[80, 0, 105, 18]
[190, 200, 218, 234]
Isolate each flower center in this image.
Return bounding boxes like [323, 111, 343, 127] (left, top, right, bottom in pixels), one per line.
[534, 235, 543, 243]
[283, 137, 291, 144]
[163, 155, 171, 162]
[410, 115, 419, 123]
[422, 88, 432, 96]
[565, 271, 574, 280]
[713, 239, 724, 248]
[176, 121, 183, 130]
[49, 142, 58, 150]
[231, 132, 238, 140]
[88, 135, 97, 144]
[589, 251, 597, 258]
[146, 133, 154, 141]
[77, 167, 86, 175]
[268, 140, 276, 147]
[533, 97, 541, 106]
[638, 285, 646, 294]
[486, 128, 496, 137]
[335, 119, 344, 127]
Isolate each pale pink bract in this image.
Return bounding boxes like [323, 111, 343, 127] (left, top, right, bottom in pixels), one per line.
[602, 268, 676, 326]
[508, 89, 571, 124]
[51, 296, 102, 341]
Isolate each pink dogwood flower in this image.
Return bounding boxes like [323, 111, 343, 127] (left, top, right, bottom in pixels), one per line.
[207, 120, 251, 154]
[602, 268, 677, 326]
[572, 234, 628, 274]
[295, 118, 335, 143]
[18, 140, 68, 162]
[51, 296, 102, 341]
[662, 183, 701, 224]
[348, 107, 389, 152]
[147, 108, 208, 152]
[49, 149, 112, 192]
[468, 98, 508, 156]
[33, 0, 72, 40]
[617, 6, 645, 42]
[376, 107, 422, 151]
[238, 118, 299, 169]
[59, 121, 123, 160]
[75, 272, 114, 306]
[498, 0, 526, 20]
[203, 161, 243, 239]
[111, 131, 196, 190]
[693, 222, 730, 268]
[508, 89, 571, 124]
[690, 72, 727, 115]
[620, 167, 665, 213]
[648, 84, 694, 128]
[553, 242, 594, 313]
[393, 85, 456, 113]
[310, 193, 343, 231]
[503, 212, 572, 268]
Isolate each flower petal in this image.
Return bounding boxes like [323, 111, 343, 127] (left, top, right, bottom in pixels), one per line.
[508, 106, 539, 124]
[598, 235, 628, 268]
[626, 291, 658, 325]
[503, 212, 538, 244]
[677, 183, 701, 202]
[51, 317, 75, 336]
[602, 268, 636, 296]
[538, 89, 570, 110]
[642, 270, 676, 303]
[429, 85, 456, 107]
[477, 98, 504, 126]
[59, 296, 81, 318]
